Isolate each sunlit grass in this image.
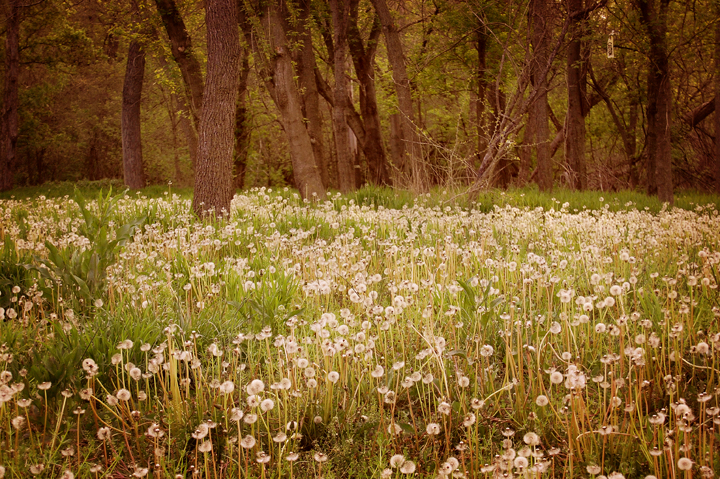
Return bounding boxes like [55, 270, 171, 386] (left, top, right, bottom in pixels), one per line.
[0, 185, 718, 478]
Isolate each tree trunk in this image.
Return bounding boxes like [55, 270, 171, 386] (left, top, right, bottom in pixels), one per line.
[0, 0, 20, 192]
[529, 0, 553, 192]
[638, 0, 673, 203]
[121, 41, 147, 189]
[295, 0, 332, 189]
[234, 52, 251, 190]
[565, 0, 587, 190]
[263, 4, 326, 199]
[330, 0, 355, 193]
[371, 0, 426, 189]
[491, 88, 510, 187]
[715, 3, 720, 193]
[154, 0, 205, 131]
[192, 0, 241, 217]
[348, 0, 389, 186]
[475, 26, 489, 163]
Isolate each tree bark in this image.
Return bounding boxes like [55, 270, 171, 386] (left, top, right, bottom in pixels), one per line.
[0, 0, 20, 192]
[154, 0, 205, 131]
[248, 3, 326, 200]
[475, 26, 489, 163]
[529, 0, 553, 192]
[121, 41, 147, 189]
[192, 0, 241, 217]
[565, 0, 587, 190]
[370, 0, 426, 189]
[348, 0, 389, 186]
[294, 0, 332, 189]
[234, 51, 251, 190]
[638, 0, 673, 203]
[715, 3, 720, 193]
[330, 0, 355, 193]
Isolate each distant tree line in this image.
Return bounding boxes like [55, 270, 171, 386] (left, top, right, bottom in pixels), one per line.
[1, 0, 719, 214]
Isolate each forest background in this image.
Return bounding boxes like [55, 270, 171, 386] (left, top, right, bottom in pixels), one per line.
[1, 0, 719, 213]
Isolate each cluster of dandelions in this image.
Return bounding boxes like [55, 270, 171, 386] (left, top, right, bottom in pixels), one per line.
[1, 189, 719, 477]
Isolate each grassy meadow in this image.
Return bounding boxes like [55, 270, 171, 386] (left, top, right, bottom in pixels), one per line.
[0, 184, 719, 478]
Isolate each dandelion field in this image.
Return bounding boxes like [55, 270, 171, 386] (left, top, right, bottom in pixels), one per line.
[1, 186, 719, 479]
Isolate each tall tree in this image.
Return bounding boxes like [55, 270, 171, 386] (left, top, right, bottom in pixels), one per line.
[0, 0, 20, 191]
[348, 0, 389, 186]
[529, 0, 553, 192]
[637, 0, 673, 203]
[715, 0, 720, 193]
[241, 1, 326, 200]
[370, 0, 426, 189]
[565, 0, 588, 190]
[330, 0, 355, 192]
[154, 0, 204, 165]
[121, 39, 147, 189]
[294, 0, 332, 189]
[192, 0, 241, 217]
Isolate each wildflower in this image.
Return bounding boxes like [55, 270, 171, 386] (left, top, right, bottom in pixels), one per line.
[314, 452, 328, 463]
[82, 358, 99, 377]
[11, 416, 25, 430]
[133, 467, 148, 478]
[256, 451, 270, 464]
[327, 371, 340, 383]
[480, 345, 494, 357]
[550, 322, 561, 334]
[463, 413, 476, 427]
[426, 423, 441, 435]
[273, 432, 287, 442]
[244, 414, 258, 424]
[29, 464, 45, 475]
[390, 454, 406, 468]
[147, 423, 164, 438]
[38, 382, 52, 390]
[550, 371, 564, 384]
[192, 424, 209, 440]
[523, 432, 540, 446]
[198, 441, 212, 453]
[240, 435, 256, 448]
[97, 427, 112, 441]
[230, 408, 244, 422]
[286, 452, 299, 461]
[117, 339, 133, 350]
[219, 380, 234, 394]
[388, 422, 402, 434]
[400, 461, 416, 474]
[246, 379, 265, 395]
[371, 365, 384, 378]
[514, 456, 529, 469]
[470, 398, 484, 409]
[116, 389, 131, 401]
[260, 398, 275, 411]
[535, 395, 549, 407]
[129, 367, 142, 381]
[678, 458, 693, 471]
[587, 465, 601, 475]
[438, 401, 451, 415]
